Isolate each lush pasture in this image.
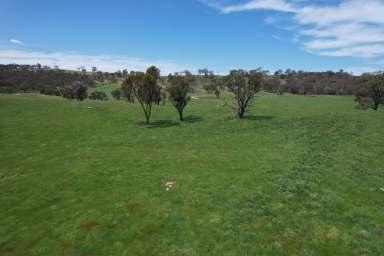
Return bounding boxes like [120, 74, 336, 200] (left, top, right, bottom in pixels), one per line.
[0, 91, 383, 255]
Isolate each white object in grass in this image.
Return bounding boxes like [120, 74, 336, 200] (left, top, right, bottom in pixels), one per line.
[165, 181, 176, 191]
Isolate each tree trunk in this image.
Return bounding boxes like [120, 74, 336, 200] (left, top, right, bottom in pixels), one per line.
[145, 113, 150, 124]
[373, 102, 379, 110]
[237, 107, 245, 118]
[179, 110, 183, 121]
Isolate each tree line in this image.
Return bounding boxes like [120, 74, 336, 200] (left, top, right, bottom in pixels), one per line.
[1, 64, 383, 117]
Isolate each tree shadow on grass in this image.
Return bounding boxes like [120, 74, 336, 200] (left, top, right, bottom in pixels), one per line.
[243, 115, 275, 121]
[183, 115, 203, 123]
[197, 96, 218, 100]
[139, 120, 180, 129]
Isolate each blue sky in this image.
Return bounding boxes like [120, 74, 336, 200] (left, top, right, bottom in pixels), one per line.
[1, 0, 383, 74]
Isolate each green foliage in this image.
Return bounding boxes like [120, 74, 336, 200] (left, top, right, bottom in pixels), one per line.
[89, 91, 108, 101]
[40, 86, 61, 96]
[111, 88, 124, 100]
[354, 74, 384, 110]
[74, 82, 88, 101]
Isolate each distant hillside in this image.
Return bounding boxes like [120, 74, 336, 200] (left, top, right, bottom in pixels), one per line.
[0, 64, 122, 94]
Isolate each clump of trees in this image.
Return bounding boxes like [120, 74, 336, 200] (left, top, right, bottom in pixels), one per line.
[281, 70, 357, 95]
[111, 88, 124, 100]
[89, 91, 108, 101]
[262, 76, 283, 95]
[121, 66, 162, 124]
[203, 72, 224, 98]
[166, 73, 193, 121]
[225, 69, 263, 118]
[354, 74, 384, 110]
[60, 81, 88, 101]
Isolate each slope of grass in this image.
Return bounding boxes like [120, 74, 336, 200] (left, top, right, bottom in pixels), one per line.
[0, 92, 383, 255]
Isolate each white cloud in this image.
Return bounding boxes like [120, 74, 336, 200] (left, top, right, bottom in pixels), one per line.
[0, 48, 188, 74]
[294, 0, 384, 26]
[317, 44, 384, 58]
[202, 0, 384, 59]
[219, 0, 296, 13]
[9, 39, 26, 45]
[344, 66, 383, 75]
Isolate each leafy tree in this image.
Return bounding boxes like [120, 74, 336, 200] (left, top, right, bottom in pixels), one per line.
[111, 88, 124, 100]
[355, 74, 384, 110]
[61, 82, 88, 101]
[62, 86, 76, 99]
[89, 91, 108, 101]
[73, 81, 88, 101]
[121, 66, 162, 124]
[225, 69, 263, 118]
[167, 74, 192, 121]
[92, 67, 97, 72]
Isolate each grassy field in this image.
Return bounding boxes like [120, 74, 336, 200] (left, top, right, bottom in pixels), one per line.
[1, 89, 384, 255]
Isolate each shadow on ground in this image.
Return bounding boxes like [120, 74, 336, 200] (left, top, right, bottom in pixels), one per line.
[243, 115, 275, 121]
[183, 115, 203, 123]
[196, 96, 219, 100]
[138, 120, 180, 128]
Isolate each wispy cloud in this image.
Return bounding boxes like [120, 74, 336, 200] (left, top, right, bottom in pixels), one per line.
[9, 39, 26, 45]
[219, 0, 296, 13]
[0, 48, 188, 74]
[202, 0, 384, 60]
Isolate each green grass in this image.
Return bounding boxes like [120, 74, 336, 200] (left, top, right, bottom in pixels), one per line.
[1, 91, 383, 255]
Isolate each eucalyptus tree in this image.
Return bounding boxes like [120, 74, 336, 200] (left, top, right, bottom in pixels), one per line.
[121, 66, 162, 124]
[225, 69, 263, 118]
[167, 73, 193, 121]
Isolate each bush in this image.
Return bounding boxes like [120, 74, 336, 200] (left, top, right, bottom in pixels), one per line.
[111, 88, 124, 100]
[40, 86, 61, 96]
[60, 82, 88, 101]
[89, 91, 108, 101]
[62, 86, 76, 99]
[355, 97, 373, 110]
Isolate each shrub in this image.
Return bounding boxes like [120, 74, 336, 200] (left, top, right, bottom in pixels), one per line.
[89, 91, 108, 101]
[40, 86, 61, 96]
[111, 88, 124, 100]
[62, 86, 76, 99]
